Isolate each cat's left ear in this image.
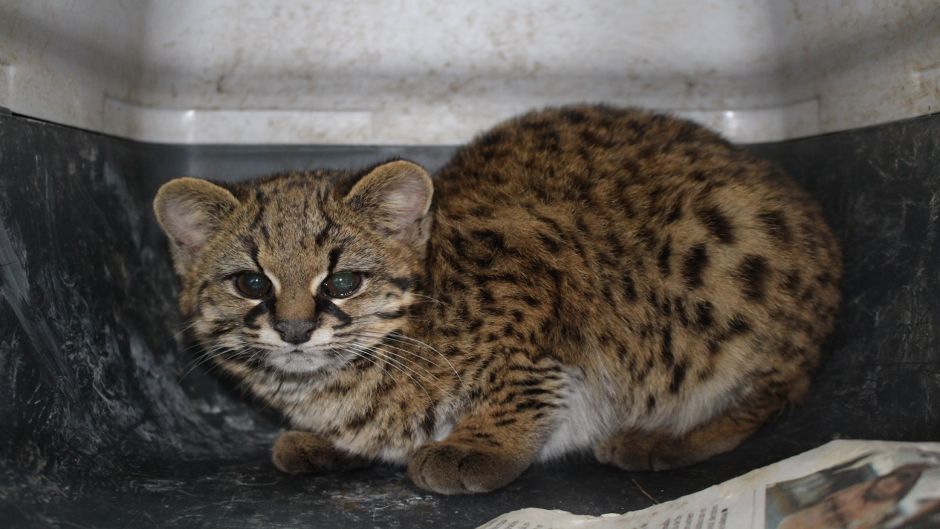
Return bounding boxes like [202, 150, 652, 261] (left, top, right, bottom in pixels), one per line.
[344, 160, 434, 247]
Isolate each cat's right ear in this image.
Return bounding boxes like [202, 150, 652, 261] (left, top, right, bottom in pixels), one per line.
[153, 177, 239, 274]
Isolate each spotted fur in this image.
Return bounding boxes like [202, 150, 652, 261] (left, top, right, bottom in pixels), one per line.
[154, 105, 841, 494]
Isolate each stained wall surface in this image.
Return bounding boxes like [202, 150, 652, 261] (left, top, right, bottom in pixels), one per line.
[1, 1, 939, 144]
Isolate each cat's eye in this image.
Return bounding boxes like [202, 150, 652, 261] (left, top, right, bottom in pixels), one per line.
[234, 272, 272, 299]
[321, 272, 363, 299]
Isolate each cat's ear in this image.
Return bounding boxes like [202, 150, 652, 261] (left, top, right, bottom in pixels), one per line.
[153, 177, 239, 273]
[344, 160, 434, 246]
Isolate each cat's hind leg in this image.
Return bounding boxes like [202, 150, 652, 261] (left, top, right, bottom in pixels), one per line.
[595, 375, 808, 471]
[272, 430, 370, 474]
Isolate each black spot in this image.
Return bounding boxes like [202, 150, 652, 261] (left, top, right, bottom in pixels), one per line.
[669, 362, 687, 394]
[344, 407, 376, 430]
[327, 247, 343, 274]
[560, 108, 590, 124]
[478, 288, 495, 305]
[389, 276, 414, 291]
[474, 272, 520, 286]
[665, 199, 683, 224]
[660, 327, 674, 367]
[682, 244, 708, 289]
[697, 206, 735, 244]
[727, 314, 751, 335]
[737, 255, 769, 301]
[659, 297, 672, 316]
[696, 301, 714, 329]
[758, 210, 792, 245]
[646, 394, 657, 412]
[537, 232, 562, 252]
[707, 339, 721, 355]
[561, 323, 585, 345]
[691, 170, 707, 181]
[518, 294, 541, 307]
[482, 305, 504, 316]
[602, 284, 614, 303]
[639, 144, 658, 160]
[622, 273, 638, 301]
[606, 231, 625, 258]
[579, 128, 605, 147]
[521, 119, 551, 132]
[657, 239, 672, 276]
[537, 130, 563, 153]
[675, 297, 689, 327]
[420, 406, 436, 435]
[479, 130, 507, 148]
[248, 198, 266, 234]
[472, 229, 508, 253]
[470, 205, 495, 217]
[314, 212, 337, 247]
[637, 228, 657, 250]
[514, 399, 558, 413]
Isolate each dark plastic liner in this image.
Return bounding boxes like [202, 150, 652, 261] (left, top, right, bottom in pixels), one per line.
[1, 109, 938, 528]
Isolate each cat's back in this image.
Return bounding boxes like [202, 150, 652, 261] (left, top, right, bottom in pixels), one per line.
[428, 105, 841, 419]
[434, 105, 735, 206]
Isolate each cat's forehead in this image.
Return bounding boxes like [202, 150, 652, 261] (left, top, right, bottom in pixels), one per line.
[227, 174, 380, 279]
[237, 172, 337, 208]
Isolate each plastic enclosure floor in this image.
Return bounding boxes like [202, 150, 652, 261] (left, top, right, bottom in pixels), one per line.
[2, 111, 939, 528]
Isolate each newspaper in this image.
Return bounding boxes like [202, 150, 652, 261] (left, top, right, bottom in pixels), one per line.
[478, 440, 940, 529]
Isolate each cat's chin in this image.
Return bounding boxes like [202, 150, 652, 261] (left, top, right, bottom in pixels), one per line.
[264, 351, 335, 375]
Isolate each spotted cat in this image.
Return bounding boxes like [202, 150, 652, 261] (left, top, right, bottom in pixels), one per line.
[153, 105, 841, 494]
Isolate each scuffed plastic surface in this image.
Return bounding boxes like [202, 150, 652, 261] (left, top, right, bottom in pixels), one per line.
[2, 1, 939, 144]
[1, 112, 938, 528]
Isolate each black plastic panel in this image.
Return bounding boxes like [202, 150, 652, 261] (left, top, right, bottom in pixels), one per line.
[1, 112, 938, 528]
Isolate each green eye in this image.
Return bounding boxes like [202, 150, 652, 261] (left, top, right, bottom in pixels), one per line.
[322, 272, 363, 299]
[234, 272, 271, 299]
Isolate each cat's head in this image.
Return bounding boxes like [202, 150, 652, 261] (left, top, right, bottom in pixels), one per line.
[153, 160, 433, 375]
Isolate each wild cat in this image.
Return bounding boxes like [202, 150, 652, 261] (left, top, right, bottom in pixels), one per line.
[153, 105, 841, 494]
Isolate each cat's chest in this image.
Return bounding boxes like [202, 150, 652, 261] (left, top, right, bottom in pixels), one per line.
[260, 377, 449, 463]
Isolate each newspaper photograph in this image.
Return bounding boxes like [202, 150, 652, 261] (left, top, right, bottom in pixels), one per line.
[766, 447, 940, 529]
[478, 440, 940, 529]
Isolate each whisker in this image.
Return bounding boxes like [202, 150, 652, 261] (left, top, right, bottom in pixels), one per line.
[355, 341, 456, 401]
[179, 346, 242, 380]
[351, 330, 465, 389]
[345, 342, 437, 402]
[409, 293, 449, 304]
[340, 333, 448, 371]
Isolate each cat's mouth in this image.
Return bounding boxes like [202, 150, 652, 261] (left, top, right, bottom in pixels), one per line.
[239, 334, 366, 375]
[263, 346, 338, 375]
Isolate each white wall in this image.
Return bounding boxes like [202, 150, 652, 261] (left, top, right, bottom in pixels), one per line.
[1, 0, 937, 144]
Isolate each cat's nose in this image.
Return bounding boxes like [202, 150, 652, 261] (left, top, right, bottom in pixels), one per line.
[274, 320, 315, 344]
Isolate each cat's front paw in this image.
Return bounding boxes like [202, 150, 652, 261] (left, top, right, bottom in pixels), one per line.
[407, 442, 527, 494]
[272, 430, 369, 475]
